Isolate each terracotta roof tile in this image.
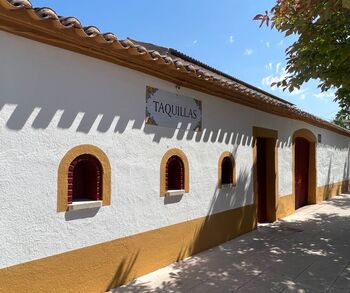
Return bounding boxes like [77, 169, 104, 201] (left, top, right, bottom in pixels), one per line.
[8, 0, 31, 8]
[103, 32, 118, 42]
[83, 26, 101, 37]
[34, 7, 58, 20]
[59, 16, 82, 28]
[0, 0, 349, 137]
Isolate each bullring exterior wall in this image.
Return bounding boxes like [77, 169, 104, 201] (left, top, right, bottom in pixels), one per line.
[0, 31, 349, 291]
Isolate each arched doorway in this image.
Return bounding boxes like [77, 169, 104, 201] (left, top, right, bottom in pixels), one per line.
[293, 129, 317, 209]
[295, 137, 310, 209]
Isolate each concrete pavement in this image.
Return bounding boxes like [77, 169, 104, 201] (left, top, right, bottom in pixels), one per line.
[112, 193, 350, 292]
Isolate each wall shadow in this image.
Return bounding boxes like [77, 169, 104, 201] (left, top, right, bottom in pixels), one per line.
[108, 166, 255, 292]
[1, 36, 350, 292]
[0, 98, 263, 148]
[112, 195, 350, 292]
[320, 149, 350, 201]
[164, 195, 183, 205]
[107, 251, 140, 291]
[64, 207, 100, 221]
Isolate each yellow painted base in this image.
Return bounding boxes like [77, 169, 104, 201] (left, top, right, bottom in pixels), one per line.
[316, 180, 349, 203]
[277, 180, 349, 219]
[0, 205, 256, 293]
[1, 180, 348, 292]
[277, 193, 295, 219]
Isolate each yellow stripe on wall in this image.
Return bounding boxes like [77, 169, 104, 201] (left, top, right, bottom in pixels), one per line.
[1, 180, 348, 292]
[277, 180, 349, 219]
[277, 193, 295, 219]
[316, 180, 349, 202]
[0, 204, 257, 293]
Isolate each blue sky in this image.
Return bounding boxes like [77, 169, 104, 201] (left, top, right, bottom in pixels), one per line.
[31, 0, 339, 121]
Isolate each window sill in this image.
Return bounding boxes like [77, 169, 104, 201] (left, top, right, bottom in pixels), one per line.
[67, 200, 102, 211]
[165, 189, 185, 197]
[220, 183, 235, 189]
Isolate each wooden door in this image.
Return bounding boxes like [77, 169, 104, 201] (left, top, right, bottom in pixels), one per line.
[295, 137, 309, 209]
[257, 138, 268, 223]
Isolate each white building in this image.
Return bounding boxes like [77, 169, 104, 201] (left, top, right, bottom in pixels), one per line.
[0, 1, 349, 292]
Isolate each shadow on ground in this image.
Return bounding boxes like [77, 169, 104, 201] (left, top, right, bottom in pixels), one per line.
[111, 193, 350, 293]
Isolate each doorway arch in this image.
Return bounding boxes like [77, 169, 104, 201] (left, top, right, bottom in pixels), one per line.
[293, 129, 317, 209]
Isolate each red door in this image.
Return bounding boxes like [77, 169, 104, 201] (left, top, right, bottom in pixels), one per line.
[295, 138, 309, 209]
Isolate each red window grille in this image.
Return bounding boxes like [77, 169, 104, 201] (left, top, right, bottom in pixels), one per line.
[67, 154, 102, 203]
[166, 155, 185, 190]
[221, 156, 233, 185]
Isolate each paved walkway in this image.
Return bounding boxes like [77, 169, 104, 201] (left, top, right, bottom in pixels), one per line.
[113, 193, 350, 292]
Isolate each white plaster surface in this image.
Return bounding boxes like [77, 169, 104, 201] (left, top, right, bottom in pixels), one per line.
[0, 31, 349, 268]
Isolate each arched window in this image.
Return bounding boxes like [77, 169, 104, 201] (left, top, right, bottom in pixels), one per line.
[218, 152, 236, 188]
[166, 155, 185, 191]
[221, 156, 233, 185]
[57, 144, 111, 212]
[68, 154, 102, 203]
[160, 148, 189, 196]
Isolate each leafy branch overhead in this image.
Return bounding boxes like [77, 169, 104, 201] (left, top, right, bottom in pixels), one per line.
[254, 0, 350, 129]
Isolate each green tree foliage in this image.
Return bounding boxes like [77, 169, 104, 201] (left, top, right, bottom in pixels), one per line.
[333, 116, 350, 129]
[254, 0, 350, 129]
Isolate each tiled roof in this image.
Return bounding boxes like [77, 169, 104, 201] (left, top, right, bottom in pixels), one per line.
[128, 39, 294, 106]
[0, 0, 349, 137]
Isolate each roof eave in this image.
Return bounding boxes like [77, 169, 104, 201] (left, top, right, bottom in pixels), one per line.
[0, 0, 349, 137]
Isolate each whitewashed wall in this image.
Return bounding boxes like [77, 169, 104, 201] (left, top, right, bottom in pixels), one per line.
[0, 31, 349, 269]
